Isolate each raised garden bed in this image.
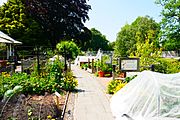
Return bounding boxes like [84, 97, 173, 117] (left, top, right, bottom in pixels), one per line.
[0, 93, 66, 120]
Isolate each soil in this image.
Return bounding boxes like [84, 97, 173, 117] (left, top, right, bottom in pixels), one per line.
[0, 93, 66, 120]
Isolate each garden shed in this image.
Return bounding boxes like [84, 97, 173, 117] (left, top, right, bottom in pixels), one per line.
[0, 31, 22, 60]
[111, 71, 180, 120]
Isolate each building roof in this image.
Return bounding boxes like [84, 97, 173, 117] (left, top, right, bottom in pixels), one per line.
[0, 31, 22, 44]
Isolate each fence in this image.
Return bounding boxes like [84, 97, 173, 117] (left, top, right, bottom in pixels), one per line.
[162, 51, 179, 58]
[21, 56, 47, 74]
[0, 45, 49, 74]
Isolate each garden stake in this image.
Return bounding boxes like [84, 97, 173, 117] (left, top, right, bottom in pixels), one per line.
[55, 91, 61, 110]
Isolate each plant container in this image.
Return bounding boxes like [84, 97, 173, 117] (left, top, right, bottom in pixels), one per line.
[98, 71, 104, 77]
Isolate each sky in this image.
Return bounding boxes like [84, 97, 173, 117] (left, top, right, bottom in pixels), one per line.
[0, 0, 162, 42]
[85, 0, 162, 42]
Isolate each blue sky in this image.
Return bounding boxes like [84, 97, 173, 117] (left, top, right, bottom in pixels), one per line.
[0, 0, 162, 42]
[85, 0, 162, 42]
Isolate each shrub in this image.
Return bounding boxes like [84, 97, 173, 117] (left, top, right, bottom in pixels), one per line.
[114, 82, 127, 93]
[61, 71, 78, 91]
[124, 75, 137, 83]
[94, 72, 99, 77]
[84, 63, 88, 70]
[0, 58, 79, 99]
[107, 80, 124, 94]
[154, 58, 180, 73]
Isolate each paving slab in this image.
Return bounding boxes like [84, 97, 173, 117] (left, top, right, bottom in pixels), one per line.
[72, 65, 114, 120]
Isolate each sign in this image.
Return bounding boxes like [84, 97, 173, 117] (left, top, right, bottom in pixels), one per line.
[119, 58, 139, 72]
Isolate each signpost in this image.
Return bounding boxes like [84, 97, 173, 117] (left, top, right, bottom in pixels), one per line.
[119, 58, 140, 78]
[119, 58, 140, 72]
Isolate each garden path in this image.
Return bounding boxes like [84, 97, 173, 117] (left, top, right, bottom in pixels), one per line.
[72, 65, 114, 120]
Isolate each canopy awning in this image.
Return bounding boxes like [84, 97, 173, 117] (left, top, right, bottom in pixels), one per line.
[0, 37, 12, 43]
[0, 31, 22, 59]
[0, 31, 22, 44]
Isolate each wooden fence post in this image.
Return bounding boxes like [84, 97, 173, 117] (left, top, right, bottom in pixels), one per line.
[92, 59, 94, 73]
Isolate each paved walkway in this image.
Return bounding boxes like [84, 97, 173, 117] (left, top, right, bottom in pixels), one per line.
[72, 65, 114, 120]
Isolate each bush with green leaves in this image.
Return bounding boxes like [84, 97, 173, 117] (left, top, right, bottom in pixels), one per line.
[154, 58, 180, 74]
[114, 82, 127, 94]
[107, 75, 137, 94]
[124, 75, 137, 83]
[61, 71, 78, 91]
[107, 80, 123, 94]
[56, 41, 80, 61]
[0, 59, 78, 99]
[46, 59, 64, 83]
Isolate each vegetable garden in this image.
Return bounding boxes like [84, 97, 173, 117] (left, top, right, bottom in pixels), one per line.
[0, 42, 79, 119]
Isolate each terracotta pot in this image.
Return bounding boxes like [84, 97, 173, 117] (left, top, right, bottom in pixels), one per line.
[98, 71, 104, 77]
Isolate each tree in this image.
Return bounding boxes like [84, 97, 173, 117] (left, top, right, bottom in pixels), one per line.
[132, 16, 160, 44]
[56, 40, 80, 70]
[75, 27, 92, 51]
[114, 24, 135, 57]
[0, 0, 49, 46]
[131, 33, 162, 69]
[25, 0, 91, 48]
[115, 16, 160, 57]
[56, 40, 80, 60]
[108, 41, 115, 51]
[85, 28, 109, 51]
[156, 0, 180, 50]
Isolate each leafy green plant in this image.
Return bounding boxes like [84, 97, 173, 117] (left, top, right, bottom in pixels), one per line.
[84, 63, 88, 70]
[80, 64, 84, 69]
[94, 72, 99, 77]
[0, 85, 23, 117]
[154, 58, 180, 73]
[124, 75, 137, 83]
[62, 71, 78, 91]
[46, 60, 64, 83]
[114, 82, 127, 93]
[0, 57, 78, 99]
[104, 73, 111, 77]
[56, 41, 80, 61]
[107, 80, 122, 94]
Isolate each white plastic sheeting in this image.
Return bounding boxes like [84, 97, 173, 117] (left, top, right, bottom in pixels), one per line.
[111, 71, 180, 120]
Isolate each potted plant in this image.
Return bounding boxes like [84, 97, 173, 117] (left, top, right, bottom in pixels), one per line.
[98, 70, 104, 77]
[102, 64, 112, 77]
[116, 70, 126, 78]
[84, 63, 88, 70]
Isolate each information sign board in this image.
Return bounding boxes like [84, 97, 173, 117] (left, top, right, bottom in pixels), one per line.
[119, 58, 139, 72]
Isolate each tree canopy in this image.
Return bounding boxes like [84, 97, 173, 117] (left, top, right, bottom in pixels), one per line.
[56, 41, 80, 61]
[88, 28, 110, 51]
[25, 0, 91, 47]
[115, 16, 160, 57]
[0, 0, 49, 46]
[156, 0, 180, 50]
[114, 24, 134, 57]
